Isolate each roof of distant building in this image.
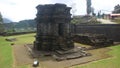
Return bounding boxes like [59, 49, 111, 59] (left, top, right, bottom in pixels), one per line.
[110, 13, 120, 16]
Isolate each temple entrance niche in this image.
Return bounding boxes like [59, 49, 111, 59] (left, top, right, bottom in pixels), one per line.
[58, 23, 64, 36]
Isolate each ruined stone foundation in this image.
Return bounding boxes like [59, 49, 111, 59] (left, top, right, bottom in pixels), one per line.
[33, 4, 90, 61]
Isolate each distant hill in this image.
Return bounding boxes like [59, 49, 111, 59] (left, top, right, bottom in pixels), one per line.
[3, 18, 12, 23]
[4, 19, 36, 33]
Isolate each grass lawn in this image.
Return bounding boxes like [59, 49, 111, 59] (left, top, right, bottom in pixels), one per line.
[111, 18, 120, 24]
[0, 36, 13, 68]
[0, 33, 120, 68]
[73, 45, 120, 68]
[6, 33, 35, 45]
[0, 33, 35, 68]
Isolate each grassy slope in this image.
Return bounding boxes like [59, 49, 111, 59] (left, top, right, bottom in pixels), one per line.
[0, 36, 13, 68]
[0, 33, 120, 68]
[74, 45, 120, 68]
[0, 33, 35, 68]
[7, 33, 35, 45]
[112, 18, 120, 24]
[9, 33, 35, 68]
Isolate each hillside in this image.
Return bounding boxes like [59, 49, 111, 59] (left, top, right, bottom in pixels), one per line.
[3, 18, 12, 23]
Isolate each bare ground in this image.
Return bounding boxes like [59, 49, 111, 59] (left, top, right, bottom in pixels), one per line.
[13, 44, 111, 68]
[13, 45, 33, 66]
[97, 19, 117, 24]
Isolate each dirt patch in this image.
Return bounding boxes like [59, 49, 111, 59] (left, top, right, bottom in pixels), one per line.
[13, 44, 111, 68]
[36, 48, 111, 68]
[13, 45, 33, 66]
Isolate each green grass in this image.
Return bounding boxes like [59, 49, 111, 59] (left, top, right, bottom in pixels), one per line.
[74, 45, 120, 68]
[111, 18, 120, 24]
[6, 33, 35, 45]
[0, 33, 35, 68]
[1, 33, 120, 68]
[0, 36, 13, 68]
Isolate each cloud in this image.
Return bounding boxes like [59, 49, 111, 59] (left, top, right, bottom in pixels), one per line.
[92, 0, 120, 13]
[0, 0, 120, 21]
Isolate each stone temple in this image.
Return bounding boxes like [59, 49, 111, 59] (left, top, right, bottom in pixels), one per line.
[32, 3, 90, 60]
[34, 4, 74, 51]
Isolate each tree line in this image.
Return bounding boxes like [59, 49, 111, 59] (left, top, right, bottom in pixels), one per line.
[4, 19, 36, 33]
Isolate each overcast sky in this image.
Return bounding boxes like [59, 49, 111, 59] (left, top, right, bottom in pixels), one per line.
[0, 0, 120, 22]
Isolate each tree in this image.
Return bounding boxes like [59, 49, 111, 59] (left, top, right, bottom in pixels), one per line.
[112, 4, 120, 13]
[86, 0, 92, 15]
[0, 12, 3, 22]
[0, 12, 5, 33]
[97, 11, 101, 18]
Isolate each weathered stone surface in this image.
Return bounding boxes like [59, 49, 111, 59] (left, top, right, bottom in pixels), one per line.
[52, 47, 91, 61]
[33, 3, 91, 61]
[34, 3, 74, 51]
[26, 44, 91, 61]
[73, 34, 113, 47]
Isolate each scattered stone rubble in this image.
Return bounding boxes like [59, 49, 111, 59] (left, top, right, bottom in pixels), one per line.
[5, 38, 17, 42]
[25, 44, 91, 61]
[74, 34, 113, 47]
[52, 47, 91, 61]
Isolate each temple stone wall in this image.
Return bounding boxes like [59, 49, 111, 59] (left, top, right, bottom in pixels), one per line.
[34, 4, 74, 51]
[73, 24, 120, 42]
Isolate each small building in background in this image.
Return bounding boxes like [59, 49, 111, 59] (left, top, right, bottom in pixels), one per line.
[103, 14, 110, 19]
[110, 13, 120, 20]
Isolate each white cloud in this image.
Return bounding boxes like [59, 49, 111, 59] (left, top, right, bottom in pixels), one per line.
[0, 0, 52, 22]
[92, 0, 120, 13]
[0, 0, 120, 22]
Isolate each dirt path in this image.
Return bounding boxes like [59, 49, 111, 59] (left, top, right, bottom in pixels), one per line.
[13, 45, 33, 66]
[37, 48, 111, 68]
[97, 19, 117, 24]
[12, 44, 111, 68]
[12, 46, 16, 68]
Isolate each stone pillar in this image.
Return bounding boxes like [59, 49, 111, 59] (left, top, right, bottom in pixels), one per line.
[34, 4, 74, 51]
